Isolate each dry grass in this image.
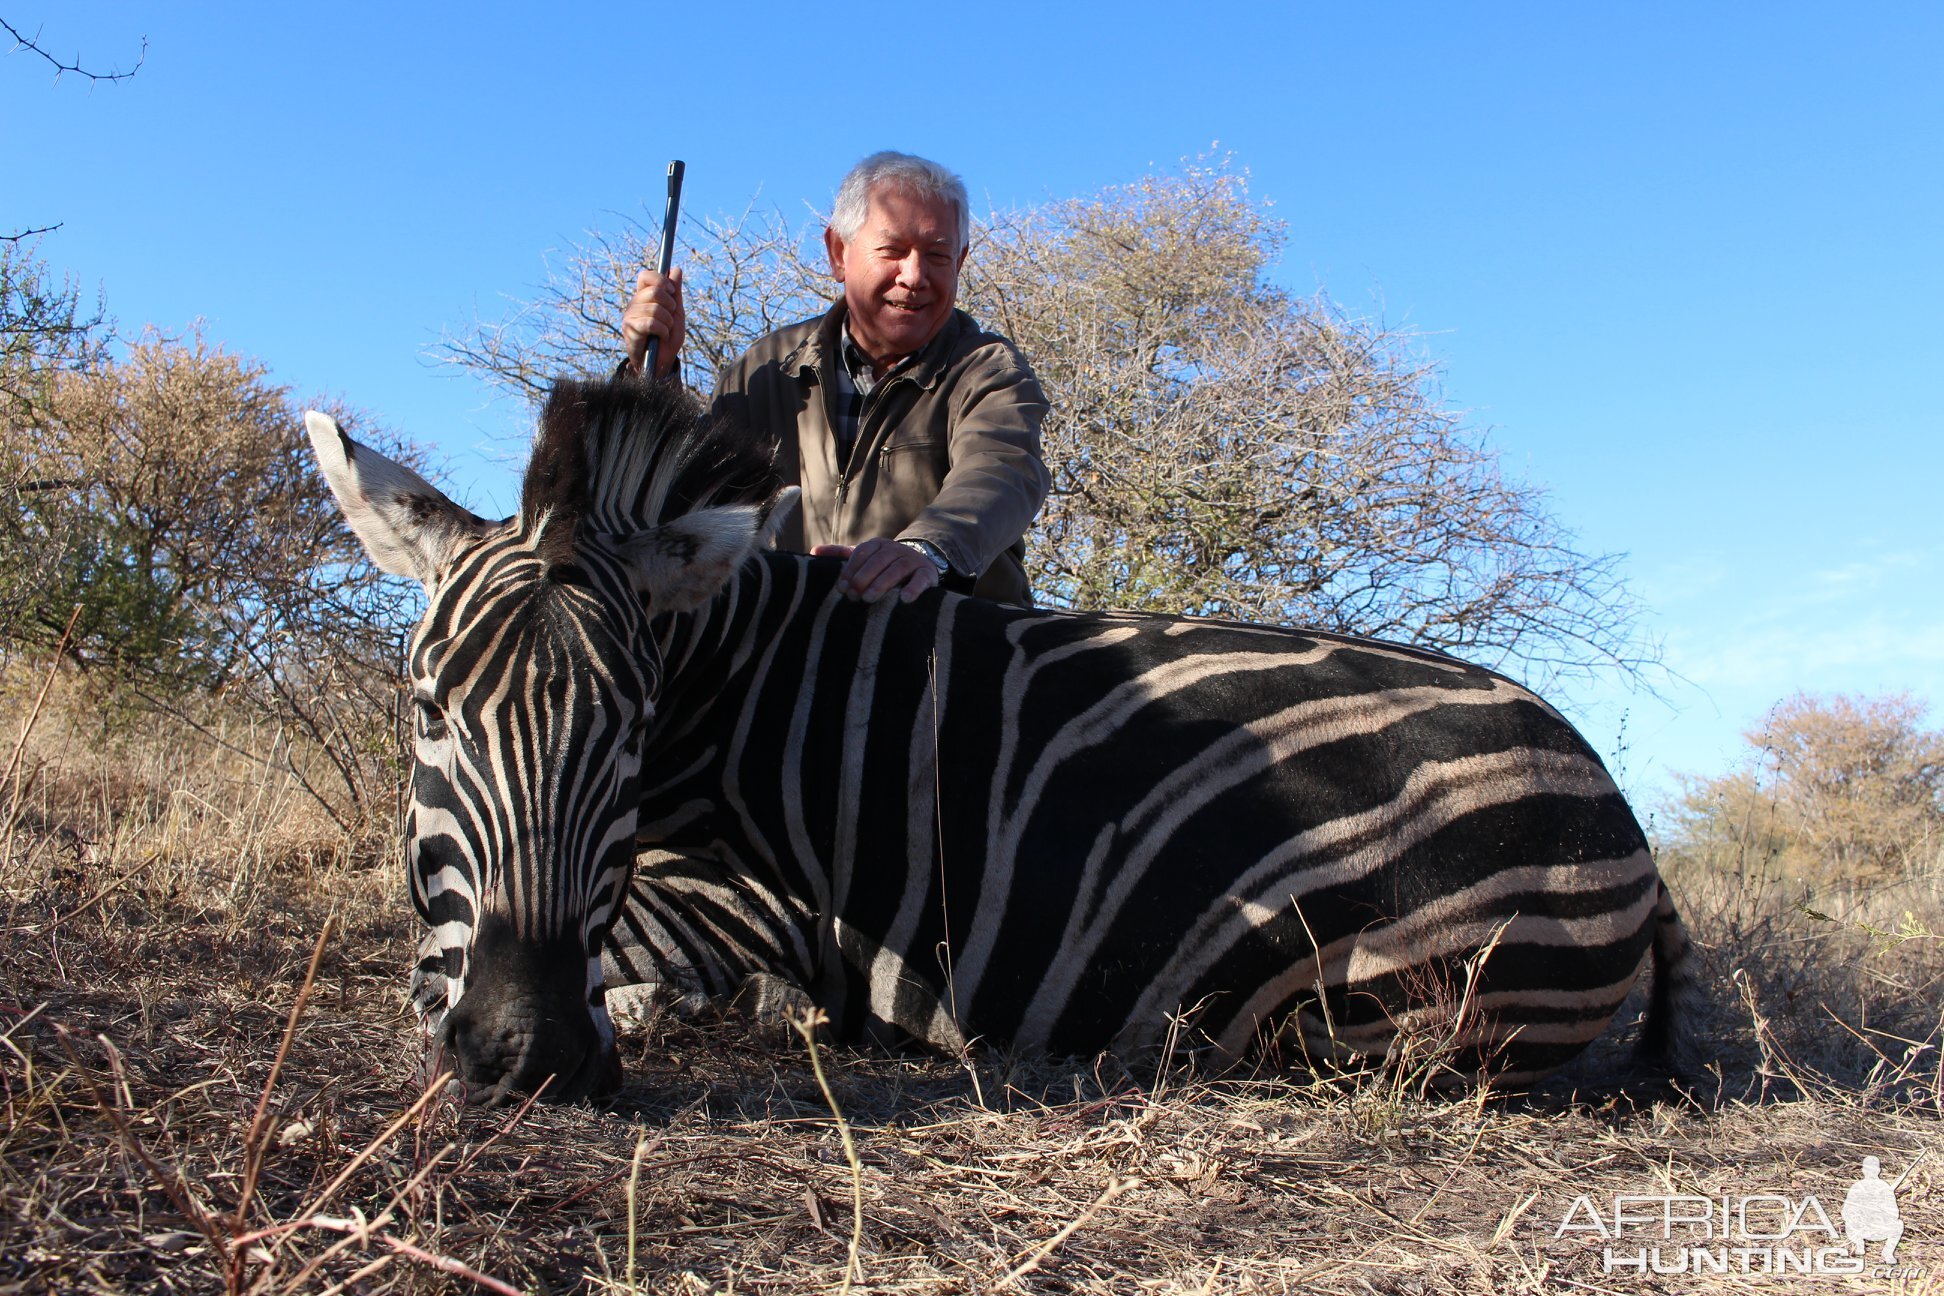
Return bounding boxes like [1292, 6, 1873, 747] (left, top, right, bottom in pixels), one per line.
[3, 672, 1941, 1294]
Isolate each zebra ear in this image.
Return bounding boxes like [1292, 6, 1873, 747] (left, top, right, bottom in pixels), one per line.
[304, 411, 483, 587]
[760, 486, 802, 548]
[617, 502, 766, 612]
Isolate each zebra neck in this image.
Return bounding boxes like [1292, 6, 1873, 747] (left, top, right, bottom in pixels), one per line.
[645, 551, 837, 740]
[637, 552, 845, 855]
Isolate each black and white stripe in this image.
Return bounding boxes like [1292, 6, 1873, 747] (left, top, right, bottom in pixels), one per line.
[401, 520, 650, 1041]
[605, 549, 1694, 1082]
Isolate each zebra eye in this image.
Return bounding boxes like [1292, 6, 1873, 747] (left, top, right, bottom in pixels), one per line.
[414, 698, 449, 743]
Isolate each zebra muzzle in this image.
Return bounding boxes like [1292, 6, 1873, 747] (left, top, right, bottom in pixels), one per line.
[437, 917, 621, 1106]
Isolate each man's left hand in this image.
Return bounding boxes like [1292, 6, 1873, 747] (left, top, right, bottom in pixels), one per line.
[813, 539, 939, 604]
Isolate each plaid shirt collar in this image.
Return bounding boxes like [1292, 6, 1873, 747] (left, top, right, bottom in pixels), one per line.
[838, 323, 919, 395]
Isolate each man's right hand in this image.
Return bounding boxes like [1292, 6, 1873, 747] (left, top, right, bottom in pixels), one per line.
[622, 267, 686, 379]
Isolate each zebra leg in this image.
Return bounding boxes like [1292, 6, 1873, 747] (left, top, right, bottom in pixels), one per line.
[1635, 879, 1701, 1074]
[603, 847, 819, 1028]
[602, 852, 709, 1029]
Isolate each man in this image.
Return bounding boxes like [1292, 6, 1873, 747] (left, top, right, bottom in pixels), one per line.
[622, 152, 1050, 606]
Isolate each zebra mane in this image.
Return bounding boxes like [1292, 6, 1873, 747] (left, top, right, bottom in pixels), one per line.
[521, 374, 780, 560]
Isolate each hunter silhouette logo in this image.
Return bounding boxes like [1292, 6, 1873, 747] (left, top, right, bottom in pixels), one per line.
[1552, 1154, 1925, 1278]
[1842, 1157, 1902, 1263]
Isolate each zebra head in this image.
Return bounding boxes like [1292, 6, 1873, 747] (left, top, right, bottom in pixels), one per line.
[304, 378, 781, 1104]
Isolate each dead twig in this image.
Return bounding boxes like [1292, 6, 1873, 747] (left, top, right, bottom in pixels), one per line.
[231, 914, 337, 1289]
[791, 1007, 866, 1294]
[0, 18, 146, 83]
[289, 1068, 455, 1224]
[34, 849, 163, 940]
[52, 1024, 226, 1255]
[261, 1214, 524, 1296]
[999, 1174, 1140, 1288]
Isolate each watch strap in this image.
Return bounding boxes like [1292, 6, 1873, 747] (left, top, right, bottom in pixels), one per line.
[899, 538, 952, 575]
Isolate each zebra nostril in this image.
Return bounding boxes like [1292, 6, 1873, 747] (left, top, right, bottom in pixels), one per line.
[435, 1006, 495, 1088]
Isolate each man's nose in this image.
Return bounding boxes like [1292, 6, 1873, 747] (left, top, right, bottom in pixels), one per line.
[895, 251, 927, 287]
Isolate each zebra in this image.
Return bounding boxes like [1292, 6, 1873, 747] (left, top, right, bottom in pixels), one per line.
[305, 374, 1696, 1105]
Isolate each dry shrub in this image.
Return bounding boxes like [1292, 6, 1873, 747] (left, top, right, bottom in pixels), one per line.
[0, 236, 109, 424]
[1662, 855, 1944, 1106]
[1, 330, 420, 827]
[967, 163, 1653, 692]
[0, 661, 391, 887]
[1663, 692, 1944, 886]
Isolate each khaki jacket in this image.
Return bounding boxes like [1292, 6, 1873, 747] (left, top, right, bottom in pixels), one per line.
[710, 303, 1050, 605]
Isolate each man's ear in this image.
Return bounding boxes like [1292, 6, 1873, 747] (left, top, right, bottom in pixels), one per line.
[304, 411, 484, 587]
[616, 502, 768, 613]
[824, 225, 847, 281]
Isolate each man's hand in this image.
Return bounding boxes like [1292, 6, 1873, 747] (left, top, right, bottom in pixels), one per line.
[621, 267, 686, 379]
[813, 539, 940, 604]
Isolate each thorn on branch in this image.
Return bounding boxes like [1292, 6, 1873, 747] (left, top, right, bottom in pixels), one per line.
[1, 19, 146, 83]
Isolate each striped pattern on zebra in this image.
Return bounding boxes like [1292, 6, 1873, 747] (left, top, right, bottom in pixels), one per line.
[307, 374, 1696, 1105]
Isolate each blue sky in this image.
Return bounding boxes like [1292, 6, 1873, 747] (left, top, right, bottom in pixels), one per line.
[7, 2, 1940, 806]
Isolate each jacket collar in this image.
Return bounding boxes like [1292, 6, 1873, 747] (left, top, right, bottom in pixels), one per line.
[785, 300, 968, 392]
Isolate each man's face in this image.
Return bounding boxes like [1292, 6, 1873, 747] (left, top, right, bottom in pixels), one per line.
[825, 185, 966, 369]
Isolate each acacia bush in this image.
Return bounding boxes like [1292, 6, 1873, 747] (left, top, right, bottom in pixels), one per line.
[1659, 691, 1944, 884]
[0, 240, 109, 637]
[0, 325, 421, 826]
[0, 238, 108, 421]
[442, 160, 1653, 689]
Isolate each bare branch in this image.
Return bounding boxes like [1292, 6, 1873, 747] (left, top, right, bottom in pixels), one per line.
[1, 17, 146, 83]
[432, 202, 831, 415]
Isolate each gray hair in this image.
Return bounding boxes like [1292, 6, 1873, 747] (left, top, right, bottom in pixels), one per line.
[830, 151, 970, 253]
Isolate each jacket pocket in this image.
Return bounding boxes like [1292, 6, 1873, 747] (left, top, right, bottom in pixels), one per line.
[877, 436, 945, 460]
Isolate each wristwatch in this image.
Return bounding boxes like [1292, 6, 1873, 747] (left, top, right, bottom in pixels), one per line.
[898, 538, 952, 576]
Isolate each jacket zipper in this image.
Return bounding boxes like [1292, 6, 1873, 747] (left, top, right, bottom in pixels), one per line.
[837, 372, 912, 502]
